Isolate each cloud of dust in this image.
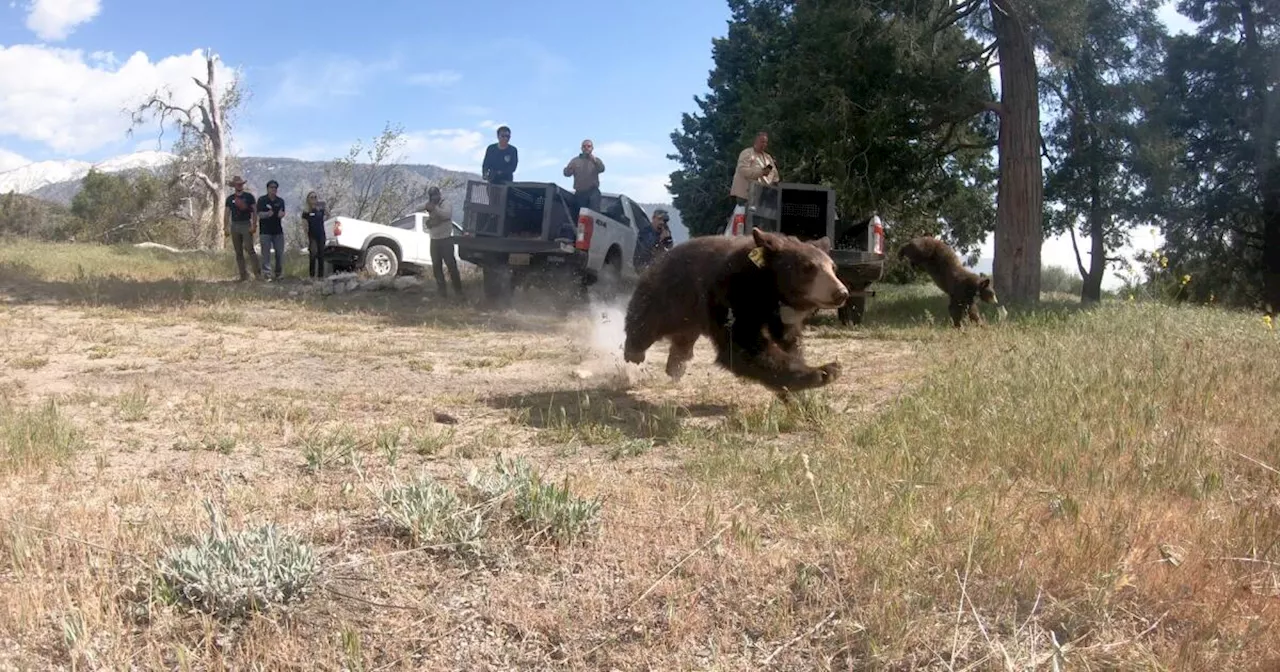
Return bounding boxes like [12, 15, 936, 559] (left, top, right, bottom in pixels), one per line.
[565, 293, 644, 388]
[586, 297, 628, 358]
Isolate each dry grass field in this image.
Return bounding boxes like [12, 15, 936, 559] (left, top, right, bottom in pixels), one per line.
[1, 240, 1279, 671]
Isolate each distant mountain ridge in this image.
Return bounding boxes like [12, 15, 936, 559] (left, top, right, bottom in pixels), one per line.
[0, 150, 176, 195]
[6, 150, 689, 241]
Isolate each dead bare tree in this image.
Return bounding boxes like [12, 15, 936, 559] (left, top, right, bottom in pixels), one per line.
[128, 48, 244, 250]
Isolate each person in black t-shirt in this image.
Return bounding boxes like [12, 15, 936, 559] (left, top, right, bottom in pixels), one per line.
[256, 179, 286, 280]
[481, 125, 518, 184]
[301, 191, 328, 279]
[223, 175, 261, 281]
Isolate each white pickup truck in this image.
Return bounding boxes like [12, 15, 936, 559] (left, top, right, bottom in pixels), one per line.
[453, 179, 648, 304]
[322, 212, 465, 278]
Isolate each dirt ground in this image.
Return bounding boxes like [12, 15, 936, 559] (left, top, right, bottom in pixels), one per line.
[0, 276, 928, 670]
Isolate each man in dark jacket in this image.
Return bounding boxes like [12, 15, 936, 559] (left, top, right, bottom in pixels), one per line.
[481, 126, 518, 184]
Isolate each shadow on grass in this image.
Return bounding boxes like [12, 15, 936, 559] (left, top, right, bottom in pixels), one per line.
[486, 386, 731, 444]
[0, 259, 594, 334]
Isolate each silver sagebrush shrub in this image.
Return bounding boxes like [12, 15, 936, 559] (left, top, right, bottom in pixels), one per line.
[155, 500, 318, 618]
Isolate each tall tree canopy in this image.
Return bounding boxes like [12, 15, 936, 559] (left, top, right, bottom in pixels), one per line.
[1040, 0, 1166, 303]
[1142, 0, 1280, 310]
[668, 0, 999, 257]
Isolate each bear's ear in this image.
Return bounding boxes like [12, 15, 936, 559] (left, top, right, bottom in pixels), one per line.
[809, 236, 831, 253]
[979, 276, 991, 289]
[751, 227, 782, 250]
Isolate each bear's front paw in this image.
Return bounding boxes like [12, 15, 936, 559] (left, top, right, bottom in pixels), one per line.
[817, 361, 841, 384]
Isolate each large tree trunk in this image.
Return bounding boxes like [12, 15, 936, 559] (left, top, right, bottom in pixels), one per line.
[202, 52, 227, 251]
[1240, 0, 1280, 314]
[1263, 168, 1280, 315]
[990, 0, 1044, 306]
[1081, 160, 1106, 304]
[1084, 211, 1107, 304]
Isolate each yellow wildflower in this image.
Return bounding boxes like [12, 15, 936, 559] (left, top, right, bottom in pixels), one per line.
[1181, 274, 1191, 286]
[1160, 255, 1168, 269]
[1265, 314, 1274, 331]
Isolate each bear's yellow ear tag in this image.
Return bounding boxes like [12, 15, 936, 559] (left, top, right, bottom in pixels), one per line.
[748, 246, 766, 268]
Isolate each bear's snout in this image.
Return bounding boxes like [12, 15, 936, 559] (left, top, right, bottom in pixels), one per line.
[832, 284, 850, 305]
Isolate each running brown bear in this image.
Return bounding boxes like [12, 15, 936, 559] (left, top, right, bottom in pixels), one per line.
[897, 236, 999, 328]
[623, 228, 849, 397]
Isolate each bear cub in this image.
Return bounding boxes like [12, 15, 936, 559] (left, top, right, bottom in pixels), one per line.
[897, 236, 999, 328]
[623, 227, 849, 397]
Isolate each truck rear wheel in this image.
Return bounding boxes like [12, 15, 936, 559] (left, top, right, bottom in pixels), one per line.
[838, 295, 868, 326]
[591, 249, 623, 303]
[363, 244, 399, 279]
[482, 266, 514, 305]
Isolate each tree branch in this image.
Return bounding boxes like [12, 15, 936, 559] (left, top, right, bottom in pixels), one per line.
[934, 0, 987, 34]
[181, 170, 218, 199]
[1067, 224, 1091, 280]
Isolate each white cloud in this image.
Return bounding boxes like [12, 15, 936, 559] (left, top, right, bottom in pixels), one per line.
[606, 173, 673, 203]
[24, 0, 100, 42]
[407, 70, 461, 87]
[402, 129, 487, 172]
[0, 45, 237, 155]
[267, 54, 399, 109]
[476, 119, 504, 131]
[0, 148, 30, 173]
[592, 141, 650, 159]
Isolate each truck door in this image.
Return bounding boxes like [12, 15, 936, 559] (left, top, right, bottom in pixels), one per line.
[386, 214, 421, 263]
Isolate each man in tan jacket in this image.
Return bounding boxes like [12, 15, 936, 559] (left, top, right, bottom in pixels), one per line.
[423, 186, 462, 300]
[564, 138, 605, 214]
[729, 131, 779, 204]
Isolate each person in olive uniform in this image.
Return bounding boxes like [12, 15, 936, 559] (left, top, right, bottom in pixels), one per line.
[223, 175, 261, 281]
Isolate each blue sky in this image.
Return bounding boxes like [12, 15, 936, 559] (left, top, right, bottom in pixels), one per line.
[0, 0, 732, 203]
[0, 0, 1197, 287]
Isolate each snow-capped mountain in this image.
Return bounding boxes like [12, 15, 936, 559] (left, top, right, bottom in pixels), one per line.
[0, 150, 176, 195]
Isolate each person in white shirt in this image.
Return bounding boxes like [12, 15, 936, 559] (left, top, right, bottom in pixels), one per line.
[424, 186, 462, 300]
[730, 131, 780, 204]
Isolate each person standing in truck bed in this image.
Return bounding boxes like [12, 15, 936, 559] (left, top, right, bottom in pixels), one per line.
[482, 126, 518, 184]
[563, 138, 604, 215]
[730, 131, 779, 205]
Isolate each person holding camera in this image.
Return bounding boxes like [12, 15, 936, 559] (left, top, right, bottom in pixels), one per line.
[423, 186, 463, 300]
[730, 131, 779, 205]
[564, 138, 605, 215]
[301, 191, 327, 279]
